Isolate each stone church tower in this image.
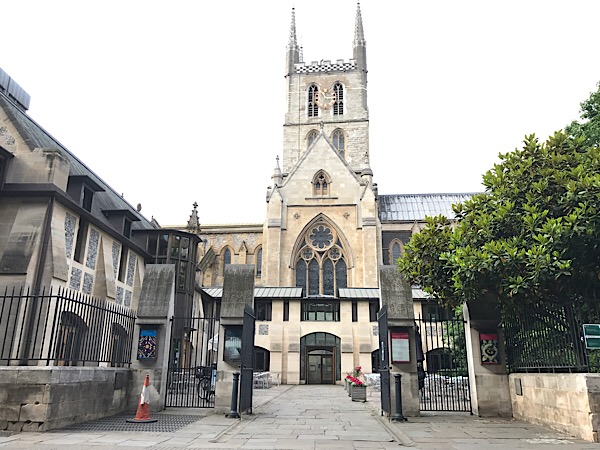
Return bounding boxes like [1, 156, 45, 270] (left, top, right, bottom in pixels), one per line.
[263, 3, 382, 290]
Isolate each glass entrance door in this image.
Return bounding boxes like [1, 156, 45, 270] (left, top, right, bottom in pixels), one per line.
[307, 349, 334, 384]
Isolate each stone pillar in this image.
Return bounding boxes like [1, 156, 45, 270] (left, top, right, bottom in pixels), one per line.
[379, 265, 419, 416]
[463, 298, 512, 417]
[130, 264, 176, 411]
[214, 265, 255, 414]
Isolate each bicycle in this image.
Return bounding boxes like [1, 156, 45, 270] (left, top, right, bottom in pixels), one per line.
[195, 366, 215, 401]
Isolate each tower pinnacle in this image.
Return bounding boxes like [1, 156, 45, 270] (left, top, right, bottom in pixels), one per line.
[354, 2, 365, 46]
[353, 2, 367, 70]
[288, 7, 298, 49]
[285, 7, 300, 75]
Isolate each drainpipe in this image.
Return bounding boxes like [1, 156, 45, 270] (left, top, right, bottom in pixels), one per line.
[21, 195, 55, 364]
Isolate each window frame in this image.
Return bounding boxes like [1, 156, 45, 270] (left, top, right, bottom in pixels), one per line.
[333, 82, 344, 116]
[332, 129, 345, 158]
[307, 84, 319, 118]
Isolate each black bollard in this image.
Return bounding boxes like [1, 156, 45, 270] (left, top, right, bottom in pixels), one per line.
[390, 373, 407, 422]
[226, 372, 241, 418]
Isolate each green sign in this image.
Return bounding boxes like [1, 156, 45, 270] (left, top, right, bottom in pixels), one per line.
[583, 324, 600, 349]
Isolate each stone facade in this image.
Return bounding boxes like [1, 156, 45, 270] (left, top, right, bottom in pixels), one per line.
[510, 373, 600, 442]
[0, 367, 132, 432]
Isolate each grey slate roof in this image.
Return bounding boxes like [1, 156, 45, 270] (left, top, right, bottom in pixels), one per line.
[202, 287, 303, 299]
[203, 286, 428, 300]
[378, 193, 477, 222]
[0, 94, 156, 232]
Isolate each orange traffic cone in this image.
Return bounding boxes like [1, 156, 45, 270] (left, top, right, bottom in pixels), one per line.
[127, 373, 158, 423]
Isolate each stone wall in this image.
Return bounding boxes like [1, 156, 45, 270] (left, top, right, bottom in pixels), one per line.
[0, 367, 133, 432]
[509, 373, 600, 442]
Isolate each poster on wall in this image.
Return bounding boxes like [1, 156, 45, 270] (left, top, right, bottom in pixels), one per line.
[137, 329, 158, 359]
[480, 332, 500, 364]
[391, 331, 410, 363]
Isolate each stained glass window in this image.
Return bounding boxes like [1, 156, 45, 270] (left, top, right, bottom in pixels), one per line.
[335, 259, 347, 289]
[323, 259, 334, 296]
[310, 226, 333, 249]
[308, 259, 319, 296]
[295, 221, 348, 297]
[137, 329, 157, 359]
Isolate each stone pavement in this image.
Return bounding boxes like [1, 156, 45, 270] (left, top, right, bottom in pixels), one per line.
[0, 384, 597, 449]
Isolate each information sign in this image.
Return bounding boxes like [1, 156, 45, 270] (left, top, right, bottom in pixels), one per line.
[391, 331, 410, 363]
[583, 324, 600, 349]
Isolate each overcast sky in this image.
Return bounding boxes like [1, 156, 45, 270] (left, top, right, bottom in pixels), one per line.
[3, 1, 600, 226]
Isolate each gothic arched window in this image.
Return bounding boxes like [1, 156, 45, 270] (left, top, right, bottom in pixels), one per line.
[389, 240, 404, 264]
[295, 222, 348, 296]
[308, 85, 319, 118]
[255, 247, 263, 278]
[313, 170, 331, 197]
[333, 82, 344, 116]
[307, 129, 319, 148]
[223, 248, 231, 266]
[332, 129, 345, 158]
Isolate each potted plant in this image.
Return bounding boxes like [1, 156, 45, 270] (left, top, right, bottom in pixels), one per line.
[351, 378, 367, 402]
[349, 366, 367, 402]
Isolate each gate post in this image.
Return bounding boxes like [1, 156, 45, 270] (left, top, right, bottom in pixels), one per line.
[214, 265, 255, 414]
[463, 297, 511, 417]
[379, 266, 419, 417]
[130, 265, 177, 411]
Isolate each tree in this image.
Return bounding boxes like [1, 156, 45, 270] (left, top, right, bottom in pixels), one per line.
[566, 81, 600, 148]
[398, 132, 600, 309]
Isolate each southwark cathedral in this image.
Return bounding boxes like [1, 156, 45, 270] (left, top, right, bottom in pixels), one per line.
[0, 3, 471, 393]
[190, 5, 472, 385]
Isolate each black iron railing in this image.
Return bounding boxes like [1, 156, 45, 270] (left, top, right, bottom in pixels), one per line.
[0, 286, 136, 366]
[503, 298, 600, 373]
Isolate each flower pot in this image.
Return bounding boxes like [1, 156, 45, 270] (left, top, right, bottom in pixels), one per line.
[351, 385, 367, 402]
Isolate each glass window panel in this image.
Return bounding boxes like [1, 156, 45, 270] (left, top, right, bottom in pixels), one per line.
[147, 234, 158, 256]
[171, 235, 180, 258]
[392, 243, 401, 262]
[223, 249, 231, 265]
[296, 259, 307, 295]
[256, 248, 262, 277]
[158, 234, 169, 256]
[178, 261, 187, 290]
[323, 259, 334, 296]
[181, 237, 189, 260]
[308, 259, 319, 296]
[335, 259, 347, 289]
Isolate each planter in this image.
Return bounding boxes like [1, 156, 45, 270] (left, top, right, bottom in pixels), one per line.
[351, 385, 367, 402]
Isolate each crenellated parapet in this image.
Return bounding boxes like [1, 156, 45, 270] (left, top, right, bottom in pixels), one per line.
[295, 59, 357, 74]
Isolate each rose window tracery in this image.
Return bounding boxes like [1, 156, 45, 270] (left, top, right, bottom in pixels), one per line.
[309, 225, 333, 249]
[296, 222, 348, 296]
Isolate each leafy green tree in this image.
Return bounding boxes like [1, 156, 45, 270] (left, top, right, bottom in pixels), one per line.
[566, 82, 600, 148]
[398, 132, 600, 310]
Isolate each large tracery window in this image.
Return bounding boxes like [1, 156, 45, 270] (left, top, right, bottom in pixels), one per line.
[332, 129, 345, 158]
[307, 129, 319, 148]
[333, 82, 344, 115]
[295, 223, 348, 296]
[308, 85, 319, 118]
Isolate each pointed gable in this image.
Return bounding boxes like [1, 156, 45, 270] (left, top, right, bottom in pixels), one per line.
[279, 132, 365, 204]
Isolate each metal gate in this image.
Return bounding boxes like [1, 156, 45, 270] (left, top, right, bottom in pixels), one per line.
[238, 304, 255, 414]
[377, 306, 391, 416]
[416, 310, 472, 413]
[165, 316, 218, 408]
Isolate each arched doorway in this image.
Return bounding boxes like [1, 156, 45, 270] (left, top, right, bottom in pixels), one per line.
[300, 332, 341, 384]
